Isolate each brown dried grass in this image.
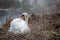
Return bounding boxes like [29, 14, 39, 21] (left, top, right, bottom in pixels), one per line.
[0, 13, 60, 40]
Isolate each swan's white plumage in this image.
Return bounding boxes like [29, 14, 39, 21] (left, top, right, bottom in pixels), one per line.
[8, 12, 30, 34]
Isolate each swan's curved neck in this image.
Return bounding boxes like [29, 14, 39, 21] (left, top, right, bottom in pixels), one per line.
[25, 15, 28, 24]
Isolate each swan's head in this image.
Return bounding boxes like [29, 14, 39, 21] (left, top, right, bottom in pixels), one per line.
[21, 12, 28, 23]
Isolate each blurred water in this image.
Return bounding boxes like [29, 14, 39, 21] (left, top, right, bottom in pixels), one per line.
[0, 0, 60, 27]
[0, 8, 32, 26]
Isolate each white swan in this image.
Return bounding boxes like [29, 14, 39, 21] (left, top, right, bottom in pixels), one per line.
[8, 12, 30, 34]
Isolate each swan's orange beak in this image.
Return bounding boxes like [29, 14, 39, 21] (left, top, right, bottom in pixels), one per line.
[20, 15, 25, 20]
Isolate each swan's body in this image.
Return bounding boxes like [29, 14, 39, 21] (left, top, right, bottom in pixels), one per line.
[8, 12, 30, 34]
